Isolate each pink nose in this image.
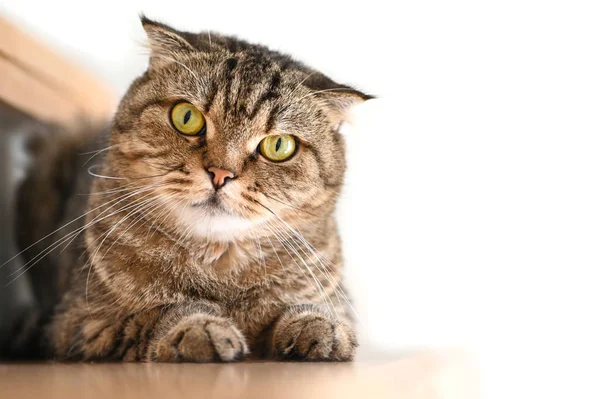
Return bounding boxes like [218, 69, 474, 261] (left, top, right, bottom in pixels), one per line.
[207, 167, 236, 189]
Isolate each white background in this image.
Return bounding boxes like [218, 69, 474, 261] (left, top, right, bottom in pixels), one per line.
[2, 1, 599, 397]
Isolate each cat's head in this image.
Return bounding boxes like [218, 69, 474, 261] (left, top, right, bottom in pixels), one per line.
[107, 16, 371, 241]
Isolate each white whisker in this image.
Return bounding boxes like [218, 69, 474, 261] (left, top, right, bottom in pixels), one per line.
[1, 183, 161, 271]
[266, 221, 336, 318]
[81, 145, 117, 167]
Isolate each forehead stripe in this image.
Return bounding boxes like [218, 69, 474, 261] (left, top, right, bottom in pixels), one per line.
[248, 71, 281, 120]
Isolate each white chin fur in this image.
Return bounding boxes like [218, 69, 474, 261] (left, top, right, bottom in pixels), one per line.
[176, 207, 257, 242]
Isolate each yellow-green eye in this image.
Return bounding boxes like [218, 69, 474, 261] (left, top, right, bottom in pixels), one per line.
[170, 102, 206, 135]
[259, 135, 297, 162]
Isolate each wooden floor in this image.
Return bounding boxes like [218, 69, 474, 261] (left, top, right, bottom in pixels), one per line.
[0, 350, 477, 399]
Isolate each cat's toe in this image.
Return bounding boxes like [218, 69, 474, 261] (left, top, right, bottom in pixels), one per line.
[152, 315, 248, 363]
[273, 313, 357, 361]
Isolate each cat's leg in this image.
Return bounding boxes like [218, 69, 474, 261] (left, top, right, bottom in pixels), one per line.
[53, 302, 248, 362]
[267, 304, 357, 361]
[148, 303, 249, 363]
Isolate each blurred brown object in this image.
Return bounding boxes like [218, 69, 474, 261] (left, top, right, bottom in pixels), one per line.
[0, 15, 115, 126]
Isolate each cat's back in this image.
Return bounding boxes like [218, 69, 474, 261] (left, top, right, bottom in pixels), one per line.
[15, 124, 107, 308]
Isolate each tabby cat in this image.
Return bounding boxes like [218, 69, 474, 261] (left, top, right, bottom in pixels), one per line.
[4, 16, 371, 362]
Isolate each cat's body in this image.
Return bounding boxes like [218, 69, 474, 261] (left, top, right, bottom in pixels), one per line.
[4, 17, 369, 362]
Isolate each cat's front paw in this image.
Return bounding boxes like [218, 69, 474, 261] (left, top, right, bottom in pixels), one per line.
[272, 310, 357, 361]
[151, 314, 248, 363]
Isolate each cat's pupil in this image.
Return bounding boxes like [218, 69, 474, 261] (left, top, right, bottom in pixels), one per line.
[275, 137, 282, 152]
[183, 110, 191, 124]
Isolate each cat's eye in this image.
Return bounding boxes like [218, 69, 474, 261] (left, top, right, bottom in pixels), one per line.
[258, 135, 297, 162]
[170, 102, 206, 136]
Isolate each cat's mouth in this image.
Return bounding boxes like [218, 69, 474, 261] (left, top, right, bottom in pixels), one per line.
[190, 193, 233, 215]
[180, 192, 257, 240]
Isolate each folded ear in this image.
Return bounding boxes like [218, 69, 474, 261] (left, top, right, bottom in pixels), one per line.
[140, 15, 197, 70]
[303, 73, 374, 123]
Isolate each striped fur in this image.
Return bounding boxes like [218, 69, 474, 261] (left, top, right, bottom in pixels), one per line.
[5, 16, 370, 362]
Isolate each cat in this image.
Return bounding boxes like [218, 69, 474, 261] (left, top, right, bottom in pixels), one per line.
[3, 16, 371, 362]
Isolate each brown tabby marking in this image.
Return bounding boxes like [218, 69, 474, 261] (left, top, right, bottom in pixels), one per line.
[8, 16, 371, 363]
